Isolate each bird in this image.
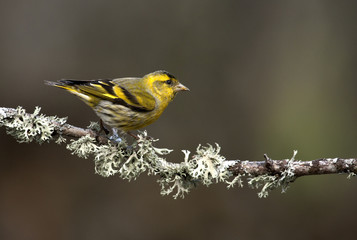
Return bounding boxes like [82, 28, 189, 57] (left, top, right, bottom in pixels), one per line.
[45, 70, 189, 137]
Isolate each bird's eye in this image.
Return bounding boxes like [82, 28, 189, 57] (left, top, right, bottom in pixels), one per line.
[165, 79, 172, 85]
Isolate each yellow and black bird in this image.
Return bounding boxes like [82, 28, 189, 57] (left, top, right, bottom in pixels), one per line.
[45, 70, 189, 134]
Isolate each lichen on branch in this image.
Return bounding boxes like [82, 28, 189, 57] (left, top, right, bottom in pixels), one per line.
[0, 106, 66, 144]
[1, 106, 356, 199]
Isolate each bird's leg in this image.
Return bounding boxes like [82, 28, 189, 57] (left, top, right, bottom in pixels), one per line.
[126, 131, 139, 140]
[126, 131, 154, 141]
[99, 119, 110, 135]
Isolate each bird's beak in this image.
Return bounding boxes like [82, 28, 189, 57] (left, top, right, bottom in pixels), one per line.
[174, 83, 190, 92]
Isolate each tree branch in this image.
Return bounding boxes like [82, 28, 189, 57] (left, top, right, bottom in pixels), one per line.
[228, 157, 357, 177]
[1, 106, 356, 199]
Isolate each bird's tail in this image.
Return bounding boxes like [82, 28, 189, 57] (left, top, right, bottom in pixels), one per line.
[45, 80, 98, 107]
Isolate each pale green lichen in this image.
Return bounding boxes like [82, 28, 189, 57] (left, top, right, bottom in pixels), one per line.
[94, 141, 129, 177]
[66, 135, 99, 159]
[247, 150, 298, 198]
[0, 108, 6, 120]
[0, 106, 66, 144]
[248, 175, 279, 198]
[227, 174, 244, 188]
[54, 135, 67, 144]
[159, 174, 196, 199]
[347, 172, 356, 179]
[64, 130, 230, 198]
[157, 143, 228, 198]
[189, 144, 227, 186]
[87, 121, 101, 132]
[156, 151, 195, 199]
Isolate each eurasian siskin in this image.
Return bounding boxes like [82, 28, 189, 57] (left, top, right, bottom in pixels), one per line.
[45, 70, 189, 133]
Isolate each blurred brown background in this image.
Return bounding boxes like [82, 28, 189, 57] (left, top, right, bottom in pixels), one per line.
[1, 0, 357, 239]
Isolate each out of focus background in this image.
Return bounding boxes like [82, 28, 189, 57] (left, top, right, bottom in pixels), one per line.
[1, 0, 357, 239]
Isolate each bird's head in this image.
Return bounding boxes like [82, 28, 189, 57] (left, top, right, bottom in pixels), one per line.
[144, 70, 189, 101]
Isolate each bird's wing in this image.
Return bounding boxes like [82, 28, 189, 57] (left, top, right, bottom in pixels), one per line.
[58, 78, 156, 112]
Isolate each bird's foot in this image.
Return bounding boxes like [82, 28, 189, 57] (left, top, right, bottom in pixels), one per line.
[109, 128, 123, 143]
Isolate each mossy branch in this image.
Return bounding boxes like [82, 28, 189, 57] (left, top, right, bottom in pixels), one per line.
[1, 106, 356, 199]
